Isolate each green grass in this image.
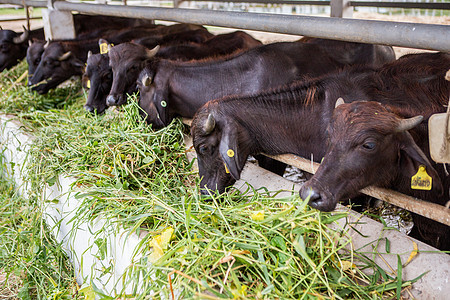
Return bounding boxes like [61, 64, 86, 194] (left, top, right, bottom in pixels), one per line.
[0, 61, 421, 299]
[0, 154, 77, 299]
[0, 8, 43, 18]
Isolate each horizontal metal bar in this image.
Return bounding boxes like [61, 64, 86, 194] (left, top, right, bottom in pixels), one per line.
[0, 0, 47, 7]
[181, 119, 450, 226]
[350, 1, 450, 10]
[179, 0, 450, 10]
[0, 17, 41, 22]
[1, 0, 449, 10]
[267, 153, 450, 227]
[50, 2, 449, 51]
[179, 0, 331, 5]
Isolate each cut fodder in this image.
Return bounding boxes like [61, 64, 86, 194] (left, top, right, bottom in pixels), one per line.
[0, 163, 76, 299]
[0, 61, 81, 117]
[0, 62, 419, 298]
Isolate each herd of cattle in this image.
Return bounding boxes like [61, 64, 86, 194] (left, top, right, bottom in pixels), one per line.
[0, 15, 449, 251]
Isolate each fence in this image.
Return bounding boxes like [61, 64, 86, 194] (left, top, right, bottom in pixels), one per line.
[0, 0, 449, 226]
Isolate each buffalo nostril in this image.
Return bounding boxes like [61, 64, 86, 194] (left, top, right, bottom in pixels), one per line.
[106, 95, 117, 106]
[200, 189, 210, 196]
[300, 186, 320, 202]
[84, 105, 95, 114]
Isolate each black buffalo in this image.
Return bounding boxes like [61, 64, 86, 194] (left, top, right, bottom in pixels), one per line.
[190, 52, 449, 250]
[138, 41, 348, 129]
[83, 28, 216, 114]
[29, 24, 202, 94]
[2, 14, 154, 72]
[0, 28, 43, 72]
[105, 31, 262, 108]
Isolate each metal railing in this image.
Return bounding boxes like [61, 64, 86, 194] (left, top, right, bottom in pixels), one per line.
[32, 1, 450, 51]
[176, 0, 450, 10]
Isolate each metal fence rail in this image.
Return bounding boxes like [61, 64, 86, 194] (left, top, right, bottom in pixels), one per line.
[40, 2, 450, 51]
[180, 0, 450, 10]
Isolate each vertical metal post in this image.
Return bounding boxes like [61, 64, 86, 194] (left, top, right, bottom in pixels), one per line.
[43, 0, 75, 40]
[330, 0, 353, 18]
[22, 0, 30, 31]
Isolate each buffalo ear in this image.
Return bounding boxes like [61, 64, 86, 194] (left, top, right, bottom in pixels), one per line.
[152, 88, 170, 126]
[398, 131, 443, 194]
[72, 58, 85, 69]
[218, 122, 243, 180]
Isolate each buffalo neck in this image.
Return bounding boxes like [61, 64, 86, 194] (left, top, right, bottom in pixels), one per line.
[215, 79, 336, 161]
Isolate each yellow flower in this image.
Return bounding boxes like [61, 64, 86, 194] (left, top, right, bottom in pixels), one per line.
[148, 227, 174, 263]
[251, 211, 264, 221]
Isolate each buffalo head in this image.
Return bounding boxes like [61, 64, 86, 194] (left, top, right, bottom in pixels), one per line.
[0, 29, 28, 72]
[106, 42, 159, 107]
[28, 42, 85, 94]
[83, 50, 112, 114]
[299, 100, 443, 212]
[136, 67, 167, 129]
[26, 39, 45, 79]
[191, 105, 251, 195]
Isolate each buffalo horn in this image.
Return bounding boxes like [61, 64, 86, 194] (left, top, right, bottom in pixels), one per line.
[395, 115, 423, 132]
[203, 114, 216, 135]
[13, 29, 29, 44]
[58, 51, 72, 61]
[0, 26, 3, 30]
[142, 74, 152, 87]
[43, 40, 50, 49]
[335, 97, 345, 108]
[146, 45, 160, 58]
[87, 51, 92, 59]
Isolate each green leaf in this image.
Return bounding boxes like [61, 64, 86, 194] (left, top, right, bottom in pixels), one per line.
[396, 254, 403, 299]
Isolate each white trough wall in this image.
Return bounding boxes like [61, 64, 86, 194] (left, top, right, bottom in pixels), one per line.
[0, 115, 149, 295]
[1, 113, 449, 298]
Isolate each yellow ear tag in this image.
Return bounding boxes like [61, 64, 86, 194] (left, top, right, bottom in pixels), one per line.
[224, 163, 230, 174]
[86, 80, 90, 89]
[161, 100, 167, 107]
[227, 149, 235, 158]
[99, 43, 109, 54]
[411, 165, 432, 190]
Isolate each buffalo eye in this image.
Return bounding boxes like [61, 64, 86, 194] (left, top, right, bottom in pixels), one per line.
[35, 57, 40, 64]
[198, 145, 208, 155]
[362, 141, 376, 150]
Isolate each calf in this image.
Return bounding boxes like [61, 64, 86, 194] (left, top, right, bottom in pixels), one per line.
[83, 28, 215, 114]
[106, 31, 262, 108]
[138, 41, 346, 129]
[0, 28, 43, 72]
[299, 100, 449, 250]
[190, 52, 449, 249]
[29, 24, 202, 94]
[28, 38, 101, 94]
[2, 14, 154, 72]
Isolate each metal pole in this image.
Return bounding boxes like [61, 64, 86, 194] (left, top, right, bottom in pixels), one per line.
[268, 154, 450, 226]
[0, 0, 47, 7]
[330, 0, 353, 18]
[50, 2, 450, 51]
